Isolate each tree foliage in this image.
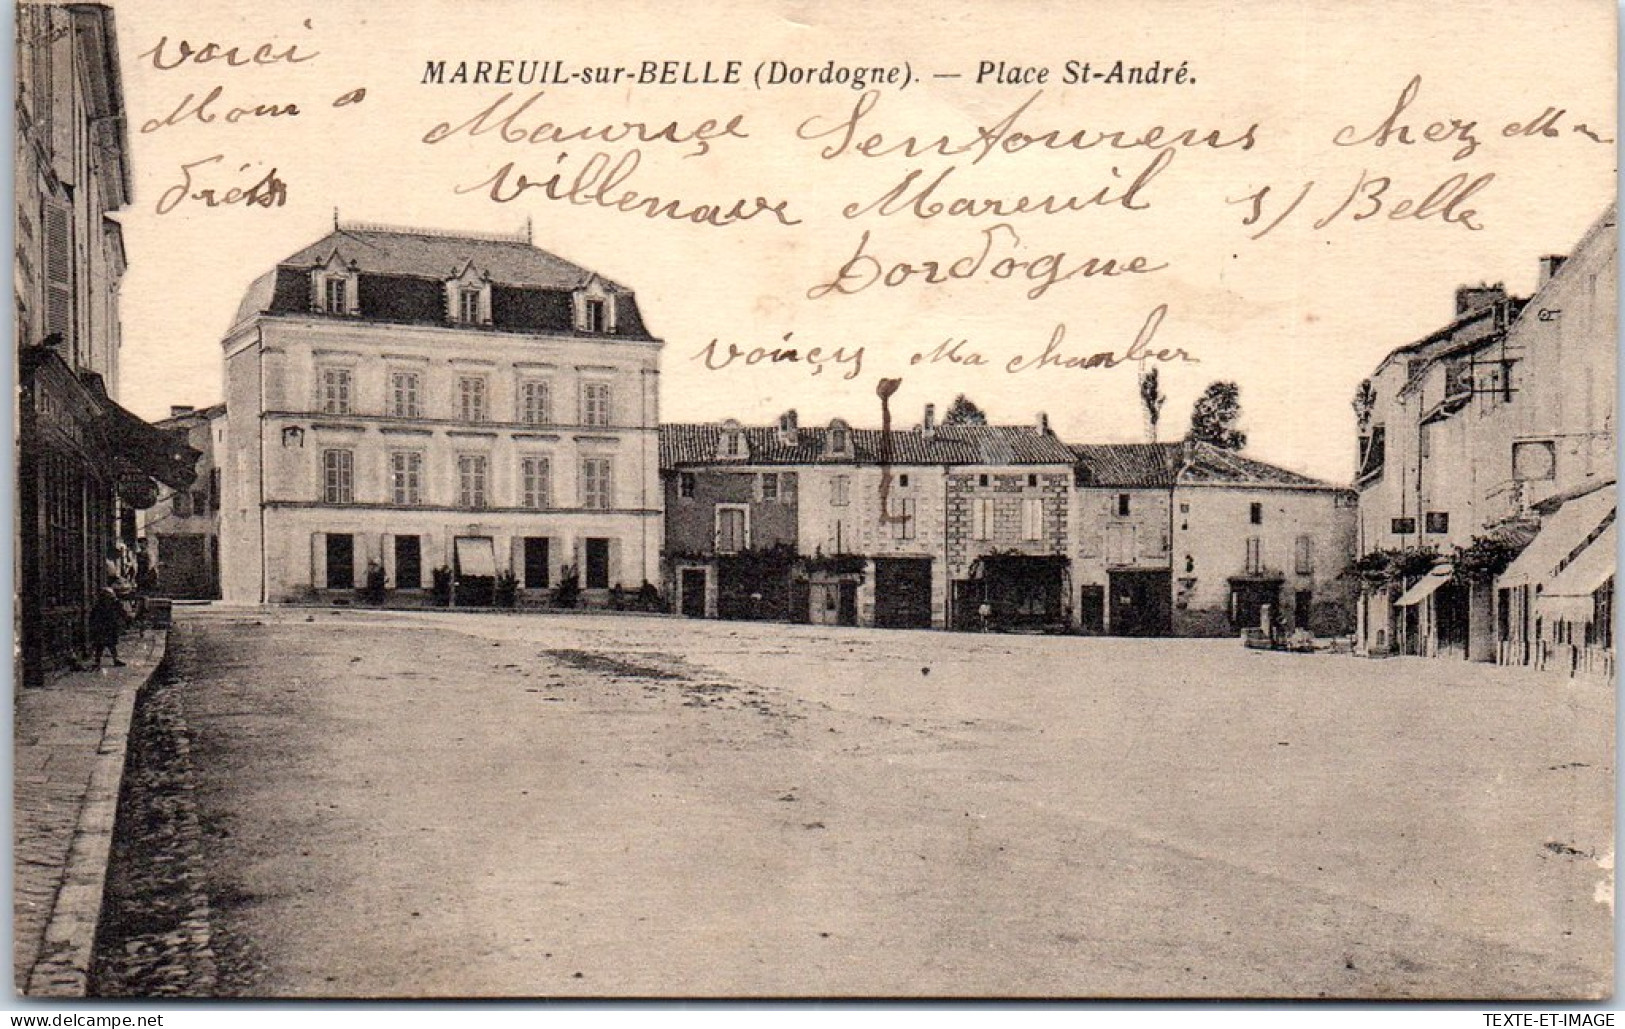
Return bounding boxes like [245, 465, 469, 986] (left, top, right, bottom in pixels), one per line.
[1187, 381, 1247, 450]
[1351, 378, 1378, 433]
[943, 394, 988, 425]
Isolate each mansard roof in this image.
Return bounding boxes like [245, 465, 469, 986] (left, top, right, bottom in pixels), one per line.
[281, 225, 622, 290]
[660, 423, 1077, 470]
[1072, 441, 1343, 490]
[228, 223, 655, 339]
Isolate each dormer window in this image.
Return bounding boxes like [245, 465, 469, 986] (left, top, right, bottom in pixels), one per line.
[573, 280, 617, 333]
[445, 263, 491, 325]
[312, 252, 358, 316]
[324, 277, 349, 314]
[717, 419, 748, 461]
[826, 420, 852, 458]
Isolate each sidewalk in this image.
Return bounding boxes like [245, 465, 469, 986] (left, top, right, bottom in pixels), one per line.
[13, 630, 167, 998]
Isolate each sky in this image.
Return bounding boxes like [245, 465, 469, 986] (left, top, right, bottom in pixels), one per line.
[104, 0, 1617, 483]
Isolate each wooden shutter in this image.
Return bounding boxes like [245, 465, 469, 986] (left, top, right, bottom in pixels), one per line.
[310, 532, 327, 589]
[43, 201, 71, 349]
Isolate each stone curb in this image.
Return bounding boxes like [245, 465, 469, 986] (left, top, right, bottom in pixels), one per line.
[24, 634, 168, 998]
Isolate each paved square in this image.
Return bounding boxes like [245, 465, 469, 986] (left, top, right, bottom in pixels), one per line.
[131, 607, 1611, 998]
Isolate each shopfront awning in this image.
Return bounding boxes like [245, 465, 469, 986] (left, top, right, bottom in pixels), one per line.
[1500, 485, 1615, 588]
[1395, 564, 1453, 607]
[1536, 522, 1615, 623]
[80, 371, 201, 490]
[454, 536, 497, 578]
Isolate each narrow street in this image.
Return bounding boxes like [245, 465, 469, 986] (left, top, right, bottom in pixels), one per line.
[95, 607, 1613, 998]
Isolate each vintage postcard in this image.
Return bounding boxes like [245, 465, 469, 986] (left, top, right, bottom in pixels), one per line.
[12, 0, 1617, 1003]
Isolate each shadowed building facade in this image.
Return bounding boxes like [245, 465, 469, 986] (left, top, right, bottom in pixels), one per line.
[15, 3, 199, 684]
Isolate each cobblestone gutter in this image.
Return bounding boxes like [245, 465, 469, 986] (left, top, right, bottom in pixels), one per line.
[87, 655, 219, 998]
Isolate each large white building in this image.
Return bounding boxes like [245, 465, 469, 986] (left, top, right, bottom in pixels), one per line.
[219, 223, 663, 604]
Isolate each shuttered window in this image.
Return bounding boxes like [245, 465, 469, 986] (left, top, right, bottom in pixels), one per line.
[43, 201, 71, 349]
[1022, 498, 1045, 541]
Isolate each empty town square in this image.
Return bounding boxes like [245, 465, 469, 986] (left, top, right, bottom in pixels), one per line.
[90, 606, 1612, 999]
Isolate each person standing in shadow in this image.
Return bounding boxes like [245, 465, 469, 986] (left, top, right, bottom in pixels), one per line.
[88, 587, 126, 668]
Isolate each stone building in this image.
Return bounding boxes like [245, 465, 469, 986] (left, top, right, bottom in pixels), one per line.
[1354, 284, 1525, 658]
[1073, 443, 1357, 637]
[218, 222, 663, 605]
[1354, 202, 1616, 674]
[138, 404, 227, 599]
[1493, 204, 1617, 676]
[659, 408, 1075, 630]
[15, 3, 198, 684]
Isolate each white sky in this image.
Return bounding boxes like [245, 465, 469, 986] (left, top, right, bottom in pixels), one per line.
[105, 0, 1617, 483]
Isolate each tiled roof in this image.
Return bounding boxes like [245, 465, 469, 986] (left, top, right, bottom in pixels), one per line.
[1180, 442, 1332, 487]
[1072, 441, 1341, 489]
[660, 423, 1076, 469]
[279, 227, 617, 290]
[1071, 443, 1183, 487]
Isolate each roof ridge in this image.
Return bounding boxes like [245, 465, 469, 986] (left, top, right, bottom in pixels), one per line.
[337, 220, 533, 244]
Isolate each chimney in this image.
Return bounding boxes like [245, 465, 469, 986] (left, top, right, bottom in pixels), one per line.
[1455, 282, 1506, 317]
[1539, 254, 1567, 287]
[778, 409, 799, 446]
[1037, 411, 1051, 435]
[922, 403, 936, 439]
[169, 405, 195, 419]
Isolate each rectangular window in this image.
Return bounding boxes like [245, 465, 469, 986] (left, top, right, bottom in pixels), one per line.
[679, 472, 696, 499]
[1391, 517, 1417, 535]
[1028, 474, 1039, 487]
[831, 475, 850, 507]
[891, 497, 916, 541]
[208, 468, 221, 510]
[523, 537, 550, 589]
[1022, 497, 1045, 541]
[1425, 511, 1450, 535]
[581, 457, 613, 510]
[394, 535, 422, 589]
[1117, 493, 1131, 517]
[323, 449, 354, 504]
[973, 497, 994, 541]
[389, 371, 421, 418]
[1245, 536, 1263, 575]
[521, 456, 552, 509]
[390, 451, 423, 506]
[585, 298, 607, 333]
[1295, 535, 1314, 575]
[1249, 502, 1263, 525]
[458, 454, 488, 509]
[458, 376, 487, 422]
[320, 367, 352, 415]
[898, 473, 910, 489]
[324, 277, 348, 314]
[761, 473, 779, 501]
[172, 490, 193, 517]
[716, 506, 749, 553]
[458, 287, 481, 324]
[519, 380, 552, 425]
[582, 382, 611, 426]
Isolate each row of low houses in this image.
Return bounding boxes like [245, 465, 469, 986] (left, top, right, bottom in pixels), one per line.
[660, 420, 1357, 634]
[146, 220, 1356, 639]
[15, 4, 201, 685]
[1355, 203, 1617, 676]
